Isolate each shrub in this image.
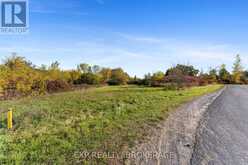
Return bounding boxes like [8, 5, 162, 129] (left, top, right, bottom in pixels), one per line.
[164, 75, 201, 87]
[107, 79, 122, 85]
[75, 73, 101, 85]
[198, 77, 208, 86]
[31, 79, 47, 94]
[46, 80, 71, 93]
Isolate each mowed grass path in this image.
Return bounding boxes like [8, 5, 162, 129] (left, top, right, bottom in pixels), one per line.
[0, 85, 222, 164]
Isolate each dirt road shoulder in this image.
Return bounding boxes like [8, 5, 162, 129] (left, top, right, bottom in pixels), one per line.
[127, 87, 225, 165]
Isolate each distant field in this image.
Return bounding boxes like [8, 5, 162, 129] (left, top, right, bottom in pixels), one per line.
[0, 85, 222, 164]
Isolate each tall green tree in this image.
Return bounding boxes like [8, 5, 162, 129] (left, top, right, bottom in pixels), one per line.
[142, 73, 152, 86]
[208, 68, 218, 83]
[218, 64, 231, 83]
[232, 54, 243, 84]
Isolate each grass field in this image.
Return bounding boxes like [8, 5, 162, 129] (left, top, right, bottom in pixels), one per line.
[0, 85, 222, 164]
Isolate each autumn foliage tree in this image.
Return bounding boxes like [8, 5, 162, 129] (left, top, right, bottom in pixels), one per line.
[1, 53, 248, 99]
[150, 71, 165, 86]
[107, 68, 129, 85]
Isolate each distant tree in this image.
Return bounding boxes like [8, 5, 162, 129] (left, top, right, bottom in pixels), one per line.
[40, 64, 47, 70]
[99, 68, 112, 83]
[166, 64, 199, 76]
[152, 71, 165, 81]
[199, 69, 204, 76]
[233, 54, 243, 72]
[77, 63, 90, 73]
[50, 61, 60, 70]
[151, 71, 165, 86]
[208, 68, 218, 83]
[108, 68, 129, 85]
[142, 73, 152, 86]
[232, 54, 243, 84]
[88, 66, 92, 73]
[92, 65, 101, 74]
[166, 67, 182, 76]
[128, 75, 141, 85]
[243, 70, 248, 77]
[240, 70, 248, 84]
[66, 70, 81, 84]
[76, 73, 101, 85]
[218, 64, 231, 84]
[48, 61, 62, 80]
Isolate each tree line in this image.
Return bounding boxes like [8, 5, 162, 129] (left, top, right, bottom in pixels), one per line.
[0, 54, 246, 99]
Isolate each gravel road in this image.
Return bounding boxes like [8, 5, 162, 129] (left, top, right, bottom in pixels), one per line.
[128, 87, 224, 165]
[191, 85, 248, 165]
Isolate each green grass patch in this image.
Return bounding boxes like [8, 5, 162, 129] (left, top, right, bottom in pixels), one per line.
[0, 85, 223, 164]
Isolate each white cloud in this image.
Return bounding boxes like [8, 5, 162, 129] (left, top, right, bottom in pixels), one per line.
[0, 31, 245, 77]
[118, 32, 238, 60]
[118, 33, 163, 44]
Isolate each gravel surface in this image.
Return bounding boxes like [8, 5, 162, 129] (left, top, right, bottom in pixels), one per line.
[127, 88, 224, 165]
[191, 85, 248, 165]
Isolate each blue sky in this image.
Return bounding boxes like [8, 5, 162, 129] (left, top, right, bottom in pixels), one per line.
[1, 0, 248, 77]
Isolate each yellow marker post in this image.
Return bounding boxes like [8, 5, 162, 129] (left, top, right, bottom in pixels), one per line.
[7, 109, 13, 129]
